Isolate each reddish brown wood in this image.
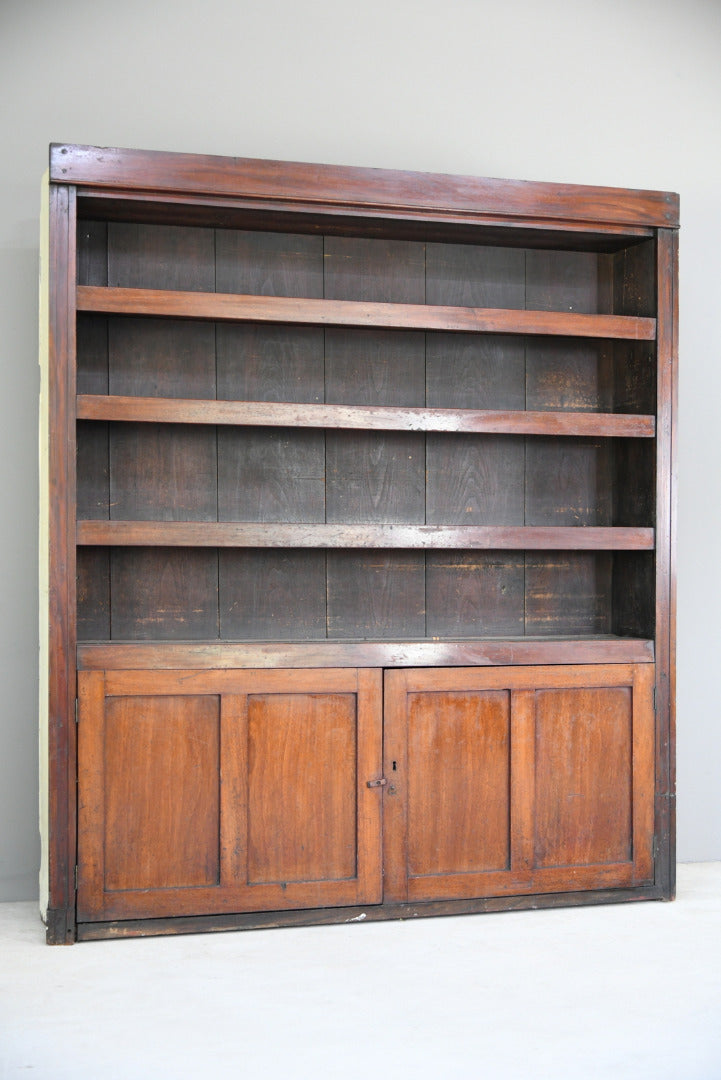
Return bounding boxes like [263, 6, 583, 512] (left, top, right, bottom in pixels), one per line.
[51, 144, 679, 229]
[76, 285, 657, 340]
[76, 668, 383, 921]
[76, 520, 655, 549]
[78, 638, 655, 671]
[46, 183, 78, 944]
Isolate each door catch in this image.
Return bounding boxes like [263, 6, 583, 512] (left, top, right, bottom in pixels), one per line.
[367, 778, 388, 788]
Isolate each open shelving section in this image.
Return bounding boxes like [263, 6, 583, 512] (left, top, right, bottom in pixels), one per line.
[43, 144, 677, 943]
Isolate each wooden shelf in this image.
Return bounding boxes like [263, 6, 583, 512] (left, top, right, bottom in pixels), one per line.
[77, 638, 656, 670]
[76, 286, 657, 341]
[76, 520, 655, 550]
[76, 395, 656, 438]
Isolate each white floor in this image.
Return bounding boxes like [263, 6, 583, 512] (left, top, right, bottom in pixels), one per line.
[1, 864, 720, 1080]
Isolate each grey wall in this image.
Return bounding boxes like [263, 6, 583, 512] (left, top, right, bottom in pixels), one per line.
[1, 0, 719, 901]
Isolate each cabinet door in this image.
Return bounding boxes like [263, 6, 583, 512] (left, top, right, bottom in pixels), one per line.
[77, 668, 382, 922]
[383, 664, 654, 903]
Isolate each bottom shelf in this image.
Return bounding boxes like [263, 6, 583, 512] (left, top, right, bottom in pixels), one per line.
[77, 636, 654, 669]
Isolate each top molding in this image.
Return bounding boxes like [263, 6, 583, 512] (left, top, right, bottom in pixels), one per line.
[50, 144, 679, 231]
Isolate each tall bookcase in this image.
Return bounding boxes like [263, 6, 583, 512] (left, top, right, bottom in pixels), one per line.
[40, 144, 677, 943]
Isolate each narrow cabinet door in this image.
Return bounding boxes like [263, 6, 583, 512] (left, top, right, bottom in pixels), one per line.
[77, 668, 383, 922]
[383, 665, 655, 904]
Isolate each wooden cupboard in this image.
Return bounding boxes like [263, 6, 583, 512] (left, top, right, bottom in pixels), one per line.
[40, 144, 677, 942]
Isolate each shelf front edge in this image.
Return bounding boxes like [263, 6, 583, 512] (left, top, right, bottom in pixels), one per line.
[76, 521, 655, 550]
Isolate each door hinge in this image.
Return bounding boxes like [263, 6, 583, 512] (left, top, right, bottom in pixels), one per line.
[74, 865, 78, 891]
[652, 686, 657, 712]
[652, 835, 658, 860]
[367, 778, 388, 788]
[74, 698, 79, 724]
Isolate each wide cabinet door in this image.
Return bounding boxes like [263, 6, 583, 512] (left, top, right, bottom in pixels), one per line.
[77, 668, 383, 922]
[383, 664, 655, 903]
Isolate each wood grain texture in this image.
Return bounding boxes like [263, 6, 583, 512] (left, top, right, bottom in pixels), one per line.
[324, 328, 425, 406]
[108, 317, 216, 399]
[326, 551, 425, 639]
[324, 237, 425, 303]
[525, 338, 614, 412]
[246, 693, 357, 883]
[107, 223, 215, 291]
[426, 434, 524, 524]
[426, 243, 525, 308]
[215, 229, 323, 297]
[326, 431, 425, 524]
[77, 520, 656, 549]
[76, 287, 658, 340]
[525, 553, 613, 635]
[219, 550, 326, 640]
[76, 395, 655, 437]
[110, 548, 219, 639]
[218, 427, 325, 522]
[533, 686, 633, 868]
[525, 438, 613, 526]
[426, 333, 525, 410]
[52, 144, 680, 228]
[109, 423, 218, 521]
[216, 323, 324, 403]
[425, 553, 524, 638]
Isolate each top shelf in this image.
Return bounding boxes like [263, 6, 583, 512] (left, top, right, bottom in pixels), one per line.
[76, 286, 657, 342]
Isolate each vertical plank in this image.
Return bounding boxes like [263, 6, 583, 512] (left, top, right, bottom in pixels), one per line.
[219, 550, 326, 640]
[613, 238, 656, 318]
[323, 237, 425, 303]
[107, 223, 215, 290]
[215, 230, 323, 297]
[425, 244, 525, 308]
[108, 317, 216, 399]
[654, 229, 677, 898]
[110, 549, 219, 640]
[326, 551, 425, 639]
[525, 437, 613, 526]
[326, 431, 424, 524]
[76, 548, 110, 641]
[219, 695, 248, 886]
[325, 328, 425, 406]
[217, 324, 324, 403]
[218, 427, 325, 522]
[526, 250, 603, 313]
[76, 314, 108, 395]
[510, 690, 534, 879]
[46, 182, 77, 941]
[525, 338, 614, 412]
[76, 220, 107, 286]
[632, 664, 656, 884]
[382, 670, 410, 903]
[525, 553, 613, 635]
[425, 553, 524, 638]
[76, 421, 109, 519]
[426, 434, 525, 525]
[426, 332, 525, 410]
[110, 423, 218, 521]
[356, 669, 384, 904]
[76, 671, 106, 922]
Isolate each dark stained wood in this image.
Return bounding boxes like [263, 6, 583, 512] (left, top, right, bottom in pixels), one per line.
[427, 333, 525, 410]
[525, 553, 613, 635]
[76, 286, 658, 340]
[77, 520, 656, 549]
[109, 422, 218, 521]
[525, 338, 615, 412]
[110, 548, 219, 639]
[326, 432, 425, 524]
[612, 552, 655, 639]
[216, 323, 324, 403]
[324, 237, 425, 303]
[76, 315, 109, 395]
[426, 243, 525, 308]
[526, 250, 607, 314]
[525, 437, 612, 526]
[107, 223, 215, 291]
[52, 144, 680, 229]
[327, 552, 425, 639]
[613, 238, 656, 318]
[325, 328, 425, 406]
[218, 427, 325, 522]
[76, 394, 655, 437]
[215, 229, 323, 297]
[219, 550, 326, 640]
[76, 548, 110, 640]
[425, 553, 524, 638]
[426, 434, 525, 524]
[76, 220, 107, 286]
[78, 638, 656, 671]
[76, 421, 108, 519]
[108, 317, 216, 399]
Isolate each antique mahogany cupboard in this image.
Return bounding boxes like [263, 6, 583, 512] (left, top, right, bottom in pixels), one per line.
[40, 144, 677, 944]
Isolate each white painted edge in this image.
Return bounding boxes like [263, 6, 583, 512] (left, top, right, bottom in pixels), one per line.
[38, 169, 49, 921]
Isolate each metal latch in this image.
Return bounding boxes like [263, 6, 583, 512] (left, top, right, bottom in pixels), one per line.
[366, 778, 388, 788]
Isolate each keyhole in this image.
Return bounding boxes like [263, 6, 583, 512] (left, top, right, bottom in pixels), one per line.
[392, 761, 397, 771]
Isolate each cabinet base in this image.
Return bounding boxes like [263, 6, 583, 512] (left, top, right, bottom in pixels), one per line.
[76, 885, 670, 942]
